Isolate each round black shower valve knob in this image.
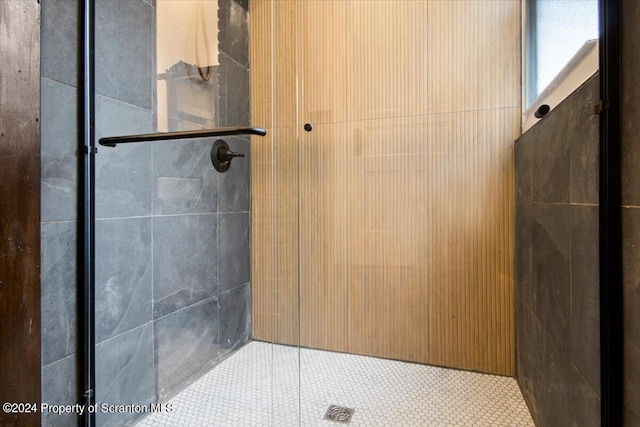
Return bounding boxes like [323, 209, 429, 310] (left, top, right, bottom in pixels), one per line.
[211, 139, 244, 173]
[304, 123, 313, 132]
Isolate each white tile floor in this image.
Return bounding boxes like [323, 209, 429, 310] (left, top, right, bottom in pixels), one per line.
[137, 341, 534, 427]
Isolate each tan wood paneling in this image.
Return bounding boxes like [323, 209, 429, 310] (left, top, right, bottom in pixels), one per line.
[299, 0, 347, 125]
[425, 109, 520, 375]
[424, 1, 521, 114]
[250, 0, 299, 345]
[346, 0, 521, 120]
[251, 127, 300, 346]
[346, 0, 429, 121]
[299, 123, 349, 352]
[251, 0, 520, 376]
[249, 0, 273, 129]
[251, 127, 299, 345]
[346, 117, 430, 363]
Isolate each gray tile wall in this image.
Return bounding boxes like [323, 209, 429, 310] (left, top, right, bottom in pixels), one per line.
[621, 2, 640, 424]
[514, 75, 601, 426]
[40, 1, 252, 425]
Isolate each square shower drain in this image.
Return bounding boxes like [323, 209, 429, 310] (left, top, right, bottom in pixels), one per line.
[323, 405, 355, 424]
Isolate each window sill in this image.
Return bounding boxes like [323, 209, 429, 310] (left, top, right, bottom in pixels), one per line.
[522, 39, 599, 133]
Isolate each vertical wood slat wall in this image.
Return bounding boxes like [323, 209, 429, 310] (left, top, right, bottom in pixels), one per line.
[251, 0, 521, 376]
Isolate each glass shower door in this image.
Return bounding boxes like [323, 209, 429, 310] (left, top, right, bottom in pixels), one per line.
[92, 0, 300, 425]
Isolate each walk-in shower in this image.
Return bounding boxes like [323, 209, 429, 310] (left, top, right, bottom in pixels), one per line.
[36, 0, 610, 425]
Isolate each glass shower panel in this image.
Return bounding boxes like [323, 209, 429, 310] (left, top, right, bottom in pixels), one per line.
[246, 0, 525, 423]
[93, 0, 299, 425]
[293, 0, 520, 367]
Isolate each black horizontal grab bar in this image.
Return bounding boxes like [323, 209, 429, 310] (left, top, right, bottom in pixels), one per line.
[99, 126, 267, 147]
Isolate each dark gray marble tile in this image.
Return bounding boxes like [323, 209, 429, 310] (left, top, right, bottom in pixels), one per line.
[153, 214, 218, 318]
[569, 75, 599, 205]
[95, 95, 153, 219]
[625, 340, 640, 425]
[41, 221, 77, 365]
[154, 298, 219, 400]
[570, 205, 600, 394]
[95, 0, 154, 110]
[95, 218, 152, 343]
[625, 406, 640, 427]
[515, 202, 533, 307]
[515, 297, 543, 399]
[41, 354, 80, 427]
[218, 0, 249, 67]
[531, 203, 571, 354]
[515, 128, 533, 203]
[531, 99, 570, 203]
[218, 53, 250, 127]
[622, 4, 640, 422]
[218, 282, 251, 354]
[218, 212, 250, 293]
[622, 1, 640, 207]
[153, 138, 219, 215]
[219, 137, 250, 213]
[531, 323, 574, 427]
[41, 79, 79, 222]
[570, 368, 601, 427]
[41, 0, 80, 87]
[623, 207, 640, 424]
[95, 323, 155, 426]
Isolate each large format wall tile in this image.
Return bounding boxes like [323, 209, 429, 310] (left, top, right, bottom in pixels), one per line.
[153, 138, 219, 215]
[529, 319, 573, 427]
[515, 202, 533, 308]
[531, 203, 571, 354]
[570, 369, 601, 427]
[515, 297, 540, 400]
[570, 205, 600, 393]
[95, 0, 154, 110]
[569, 77, 599, 205]
[515, 74, 601, 427]
[218, 0, 249, 68]
[41, 354, 80, 427]
[623, 207, 640, 423]
[153, 214, 219, 319]
[95, 218, 152, 343]
[95, 95, 153, 219]
[41, 0, 80, 87]
[622, 3, 640, 424]
[41, 79, 78, 222]
[622, 0, 640, 208]
[41, 221, 77, 366]
[218, 282, 251, 355]
[154, 298, 220, 401]
[218, 52, 250, 127]
[218, 212, 250, 293]
[95, 323, 155, 426]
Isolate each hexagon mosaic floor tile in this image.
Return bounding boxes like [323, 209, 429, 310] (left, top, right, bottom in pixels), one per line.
[136, 341, 534, 427]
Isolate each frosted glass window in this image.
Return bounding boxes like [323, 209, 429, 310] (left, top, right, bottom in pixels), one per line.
[531, 0, 598, 102]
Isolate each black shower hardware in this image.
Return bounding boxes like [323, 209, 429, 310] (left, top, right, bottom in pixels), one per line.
[211, 139, 244, 172]
[534, 104, 551, 118]
[99, 126, 266, 171]
[99, 126, 266, 146]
